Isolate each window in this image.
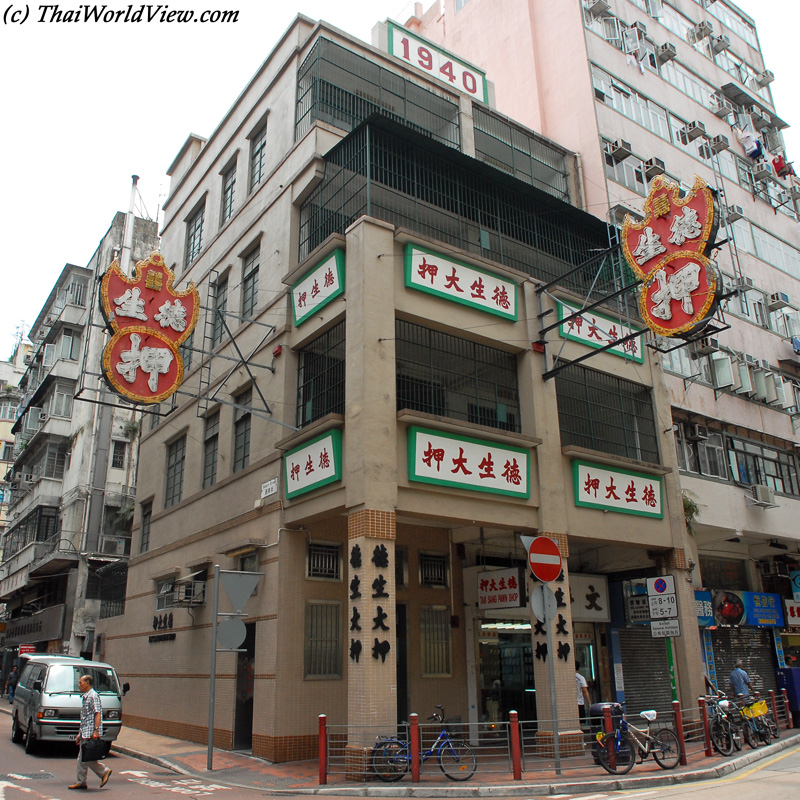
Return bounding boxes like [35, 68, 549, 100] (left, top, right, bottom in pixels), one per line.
[307, 542, 341, 579]
[296, 321, 346, 427]
[179, 331, 194, 372]
[50, 381, 74, 418]
[140, 501, 152, 554]
[395, 320, 520, 431]
[555, 362, 660, 463]
[164, 435, 186, 508]
[233, 387, 251, 473]
[2, 441, 14, 461]
[67, 277, 88, 307]
[420, 606, 451, 676]
[185, 204, 205, 266]
[156, 578, 174, 611]
[674, 424, 728, 479]
[202, 411, 219, 488]
[249, 123, 267, 191]
[304, 601, 341, 678]
[111, 440, 126, 470]
[241, 248, 259, 319]
[60, 329, 80, 361]
[727, 438, 800, 496]
[0, 400, 18, 421]
[211, 275, 228, 348]
[239, 551, 259, 572]
[395, 547, 408, 587]
[419, 553, 449, 587]
[221, 163, 236, 224]
[604, 143, 647, 196]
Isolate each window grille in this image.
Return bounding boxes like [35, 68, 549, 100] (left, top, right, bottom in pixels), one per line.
[307, 542, 341, 580]
[419, 553, 449, 587]
[140, 501, 152, 554]
[203, 411, 219, 488]
[185, 204, 205, 266]
[179, 331, 194, 371]
[727, 437, 800, 496]
[99, 563, 128, 619]
[304, 601, 341, 678]
[249, 124, 267, 191]
[396, 320, 520, 432]
[211, 276, 228, 349]
[241, 249, 260, 319]
[297, 321, 345, 427]
[555, 362, 659, 463]
[111, 440, 126, 470]
[221, 163, 236, 223]
[420, 606, 451, 676]
[164, 436, 186, 508]
[233, 388, 251, 473]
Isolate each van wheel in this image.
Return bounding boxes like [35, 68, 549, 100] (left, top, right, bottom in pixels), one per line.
[11, 714, 23, 744]
[24, 722, 37, 754]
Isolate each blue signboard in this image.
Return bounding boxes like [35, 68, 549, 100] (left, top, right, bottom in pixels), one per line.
[741, 591, 784, 627]
[791, 570, 800, 601]
[700, 590, 785, 627]
[695, 590, 715, 627]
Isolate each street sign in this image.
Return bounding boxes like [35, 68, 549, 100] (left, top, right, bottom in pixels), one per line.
[647, 575, 678, 619]
[651, 619, 680, 638]
[530, 584, 558, 623]
[526, 536, 562, 583]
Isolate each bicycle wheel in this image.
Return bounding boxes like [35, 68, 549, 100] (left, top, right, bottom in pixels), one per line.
[743, 721, 758, 749]
[652, 728, 681, 769]
[597, 731, 636, 775]
[438, 740, 477, 781]
[372, 740, 409, 782]
[710, 717, 734, 757]
[756, 718, 771, 746]
[765, 714, 780, 740]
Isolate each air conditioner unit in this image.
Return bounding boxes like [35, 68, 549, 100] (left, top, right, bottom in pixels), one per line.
[744, 353, 759, 366]
[711, 352, 735, 389]
[644, 157, 666, 179]
[609, 203, 643, 224]
[726, 205, 745, 223]
[610, 139, 632, 161]
[687, 423, 709, 441]
[631, 20, 647, 35]
[790, 185, 800, 201]
[747, 106, 771, 127]
[751, 484, 776, 506]
[692, 20, 713, 39]
[753, 163, 774, 182]
[755, 70, 775, 87]
[657, 42, 677, 63]
[691, 336, 719, 356]
[760, 359, 771, 371]
[587, 0, 611, 18]
[709, 134, 729, 153]
[172, 581, 207, 607]
[736, 275, 755, 290]
[769, 292, 791, 311]
[777, 191, 791, 206]
[735, 362, 754, 395]
[682, 120, 706, 141]
[710, 92, 734, 118]
[711, 34, 731, 53]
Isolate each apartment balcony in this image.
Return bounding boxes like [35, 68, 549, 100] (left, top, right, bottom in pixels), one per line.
[7, 476, 62, 516]
[0, 540, 52, 600]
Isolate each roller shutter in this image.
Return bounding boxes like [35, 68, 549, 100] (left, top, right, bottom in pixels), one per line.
[709, 628, 777, 695]
[617, 628, 673, 715]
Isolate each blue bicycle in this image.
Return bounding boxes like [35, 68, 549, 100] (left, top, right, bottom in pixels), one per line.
[372, 705, 477, 782]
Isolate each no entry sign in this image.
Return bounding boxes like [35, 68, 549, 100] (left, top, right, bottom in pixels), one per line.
[527, 536, 562, 583]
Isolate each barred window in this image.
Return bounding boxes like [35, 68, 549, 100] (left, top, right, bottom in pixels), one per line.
[179, 331, 194, 372]
[304, 601, 341, 678]
[249, 123, 267, 191]
[140, 501, 152, 554]
[185, 204, 205, 266]
[203, 411, 219, 488]
[164, 436, 186, 508]
[221, 163, 236, 224]
[296, 321, 345, 427]
[233, 388, 252, 473]
[420, 606, 451, 676]
[211, 275, 228, 349]
[307, 542, 341, 580]
[419, 553, 449, 588]
[396, 320, 520, 432]
[241, 248, 260, 319]
[111, 440, 126, 470]
[728, 437, 800, 496]
[555, 363, 659, 463]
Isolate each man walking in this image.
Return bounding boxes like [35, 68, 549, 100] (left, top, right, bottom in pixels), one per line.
[728, 659, 753, 698]
[5, 665, 19, 704]
[69, 675, 111, 790]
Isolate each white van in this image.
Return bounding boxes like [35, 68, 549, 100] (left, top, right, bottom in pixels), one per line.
[11, 655, 129, 754]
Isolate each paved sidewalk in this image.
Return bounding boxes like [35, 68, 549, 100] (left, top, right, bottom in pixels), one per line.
[3, 703, 799, 795]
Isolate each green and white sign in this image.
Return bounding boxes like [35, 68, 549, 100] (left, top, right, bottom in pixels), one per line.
[573, 460, 662, 518]
[557, 301, 643, 363]
[291, 249, 345, 327]
[284, 429, 342, 499]
[405, 244, 517, 320]
[408, 426, 529, 498]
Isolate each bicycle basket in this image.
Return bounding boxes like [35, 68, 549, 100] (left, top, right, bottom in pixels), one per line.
[742, 700, 768, 718]
[445, 716, 466, 741]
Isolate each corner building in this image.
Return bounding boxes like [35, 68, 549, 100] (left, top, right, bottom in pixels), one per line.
[99, 14, 702, 761]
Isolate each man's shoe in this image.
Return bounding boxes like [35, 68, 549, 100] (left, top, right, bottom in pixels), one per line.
[100, 770, 112, 787]
[68, 783, 88, 790]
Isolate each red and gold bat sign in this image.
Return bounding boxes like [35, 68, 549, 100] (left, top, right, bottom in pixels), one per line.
[99, 252, 199, 404]
[622, 175, 722, 338]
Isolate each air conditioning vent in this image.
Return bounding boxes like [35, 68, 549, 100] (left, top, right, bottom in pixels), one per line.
[769, 292, 791, 311]
[750, 484, 777, 507]
[610, 139, 632, 161]
[644, 157, 665, 179]
[657, 42, 677, 63]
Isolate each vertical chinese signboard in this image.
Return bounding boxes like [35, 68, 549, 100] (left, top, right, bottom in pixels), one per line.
[99, 252, 199, 404]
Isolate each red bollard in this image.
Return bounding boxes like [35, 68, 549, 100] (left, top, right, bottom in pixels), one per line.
[782, 689, 793, 730]
[698, 697, 712, 757]
[603, 705, 613, 734]
[509, 710, 522, 780]
[672, 700, 687, 766]
[410, 713, 420, 783]
[318, 714, 328, 786]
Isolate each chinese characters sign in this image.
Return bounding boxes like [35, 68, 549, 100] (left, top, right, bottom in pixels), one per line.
[291, 249, 345, 327]
[557, 301, 643, 363]
[283, 429, 342, 499]
[784, 599, 800, 629]
[408, 426, 530, 498]
[405, 244, 517, 321]
[622, 175, 722, 338]
[99, 252, 199, 404]
[570, 573, 610, 623]
[573, 460, 663, 518]
[741, 591, 784, 627]
[477, 568, 524, 609]
[387, 22, 488, 104]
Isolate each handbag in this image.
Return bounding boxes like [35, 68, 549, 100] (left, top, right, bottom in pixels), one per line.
[81, 738, 106, 762]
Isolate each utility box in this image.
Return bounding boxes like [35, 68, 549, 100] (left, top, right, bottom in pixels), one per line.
[776, 667, 800, 727]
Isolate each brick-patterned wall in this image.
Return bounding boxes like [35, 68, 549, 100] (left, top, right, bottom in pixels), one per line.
[253, 733, 318, 762]
[664, 547, 689, 570]
[347, 509, 395, 540]
[124, 715, 232, 749]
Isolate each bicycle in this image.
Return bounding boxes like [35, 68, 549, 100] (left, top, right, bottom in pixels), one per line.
[371, 705, 477, 782]
[735, 697, 780, 748]
[704, 693, 738, 756]
[596, 708, 682, 775]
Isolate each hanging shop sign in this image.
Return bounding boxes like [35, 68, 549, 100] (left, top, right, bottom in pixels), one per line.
[710, 589, 785, 627]
[99, 252, 199, 404]
[572, 460, 663, 518]
[291, 249, 345, 327]
[407, 426, 530, 498]
[477, 568, 524, 609]
[5, 605, 66, 645]
[621, 175, 722, 338]
[283, 429, 342, 499]
[570, 573, 611, 623]
[784, 599, 800, 630]
[387, 21, 489, 104]
[557, 300, 643, 363]
[695, 590, 715, 627]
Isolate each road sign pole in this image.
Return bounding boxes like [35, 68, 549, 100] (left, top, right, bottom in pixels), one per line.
[207, 564, 220, 771]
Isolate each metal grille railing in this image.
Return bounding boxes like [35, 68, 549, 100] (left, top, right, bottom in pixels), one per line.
[296, 321, 346, 428]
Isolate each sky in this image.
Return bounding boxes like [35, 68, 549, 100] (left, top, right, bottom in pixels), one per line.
[1, 0, 798, 358]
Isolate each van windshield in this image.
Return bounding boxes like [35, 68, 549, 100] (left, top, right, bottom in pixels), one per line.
[46, 665, 120, 695]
